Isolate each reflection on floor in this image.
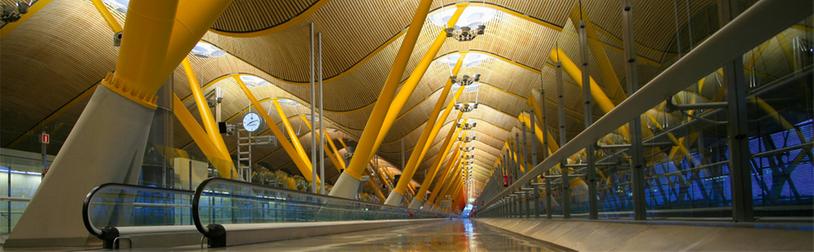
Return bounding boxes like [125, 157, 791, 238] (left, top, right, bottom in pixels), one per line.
[201, 219, 571, 251]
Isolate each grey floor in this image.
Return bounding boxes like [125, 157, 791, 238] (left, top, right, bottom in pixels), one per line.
[191, 219, 571, 251]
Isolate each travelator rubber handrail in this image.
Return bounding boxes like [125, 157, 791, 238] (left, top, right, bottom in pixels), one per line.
[191, 177, 449, 247]
[82, 183, 194, 248]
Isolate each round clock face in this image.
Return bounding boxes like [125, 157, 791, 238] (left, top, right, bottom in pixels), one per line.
[242, 112, 262, 132]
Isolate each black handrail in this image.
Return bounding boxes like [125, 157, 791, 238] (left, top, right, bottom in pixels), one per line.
[81, 183, 194, 248]
[192, 177, 449, 246]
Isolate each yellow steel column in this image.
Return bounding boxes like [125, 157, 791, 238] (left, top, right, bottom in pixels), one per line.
[182, 58, 231, 157]
[416, 142, 460, 207]
[429, 156, 463, 208]
[300, 114, 345, 172]
[527, 97, 561, 150]
[387, 90, 466, 205]
[383, 47, 468, 205]
[408, 123, 462, 208]
[172, 94, 236, 178]
[331, 0, 434, 198]
[426, 153, 461, 207]
[272, 99, 319, 183]
[234, 76, 316, 183]
[7, 0, 234, 245]
[90, 0, 122, 33]
[434, 163, 463, 208]
[518, 113, 558, 153]
[159, 0, 232, 75]
[299, 114, 344, 173]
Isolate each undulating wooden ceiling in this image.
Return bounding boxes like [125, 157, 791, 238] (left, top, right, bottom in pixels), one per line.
[1, 0, 725, 196]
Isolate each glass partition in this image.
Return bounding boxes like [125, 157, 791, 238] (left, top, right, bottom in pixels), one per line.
[476, 1, 812, 222]
[83, 184, 194, 235]
[193, 178, 448, 228]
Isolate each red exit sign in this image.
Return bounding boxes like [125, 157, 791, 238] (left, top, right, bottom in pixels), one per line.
[40, 132, 49, 144]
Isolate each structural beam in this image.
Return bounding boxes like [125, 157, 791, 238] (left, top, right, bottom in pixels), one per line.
[7, 0, 232, 246]
[272, 99, 320, 184]
[409, 123, 463, 208]
[331, 0, 434, 198]
[172, 94, 236, 178]
[182, 59, 231, 164]
[234, 76, 315, 183]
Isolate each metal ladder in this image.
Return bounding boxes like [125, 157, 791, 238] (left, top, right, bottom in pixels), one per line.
[235, 128, 252, 182]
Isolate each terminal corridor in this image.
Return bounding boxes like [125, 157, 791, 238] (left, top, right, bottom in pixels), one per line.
[0, 0, 812, 250]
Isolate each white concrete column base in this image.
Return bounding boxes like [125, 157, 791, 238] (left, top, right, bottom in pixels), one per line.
[328, 172, 361, 199]
[384, 191, 403, 206]
[6, 86, 154, 247]
[408, 198, 424, 209]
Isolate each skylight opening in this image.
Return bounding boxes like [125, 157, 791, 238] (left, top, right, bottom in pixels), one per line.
[439, 52, 494, 69]
[452, 82, 480, 93]
[103, 0, 129, 13]
[191, 41, 226, 58]
[239, 75, 271, 87]
[429, 6, 497, 28]
[276, 98, 299, 106]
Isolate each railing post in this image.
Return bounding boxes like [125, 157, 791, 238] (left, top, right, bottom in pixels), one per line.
[718, 0, 754, 222]
[555, 44, 571, 219]
[622, 0, 647, 221]
[578, 9, 598, 220]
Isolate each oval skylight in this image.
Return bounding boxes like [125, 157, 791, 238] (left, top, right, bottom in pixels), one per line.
[429, 6, 497, 27]
[191, 41, 226, 58]
[439, 52, 494, 68]
[452, 82, 480, 93]
[239, 75, 270, 87]
[276, 98, 299, 106]
[103, 0, 129, 13]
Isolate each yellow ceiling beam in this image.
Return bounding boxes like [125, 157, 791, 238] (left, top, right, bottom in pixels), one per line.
[234, 75, 317, 183]
[338, 0, 434, 182]
[299, 114, 345, 172]
[182, 58, 231, 158]
[172, 94, 236, 178]
[376, 5, 467, 201]
[272, 99, 320, 183]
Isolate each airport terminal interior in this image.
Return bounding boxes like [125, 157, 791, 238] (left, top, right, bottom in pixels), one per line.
[0, 0, 812, 250]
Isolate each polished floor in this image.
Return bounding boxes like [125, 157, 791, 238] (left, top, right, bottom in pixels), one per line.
[206, 219, 571, 251]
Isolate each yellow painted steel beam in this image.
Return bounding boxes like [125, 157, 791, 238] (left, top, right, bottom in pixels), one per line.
[413, 125, 462, 203]
[384, 6, 467, 198]
[518, 113, 558, 154]
[434, 163, 462, 207]
[172, 94, 236, 178]
[426, 153, 461, 206]
[392, 42, 466, 197]
[234, 76, 316, 182]
[367, 180, 386, 202]
[182, 58, 231, 158]
[336, 136, 348, 150]
[431, 156, 463, 206]
[551, 47, 698, 166]
[526, 96, 561, 150]
[0, 0, 54, 38]
[103, 0, 179, 109]
[299, 114, 345, 172]
[272, 99, 320, 183]
[550, 48, 616, 114]
[569, 8, 627, 104]
[90, 0, 122, 33]
[394, 88, 466, 196]
[340, 0, 434, 180]
[159, 0, 232, 77]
